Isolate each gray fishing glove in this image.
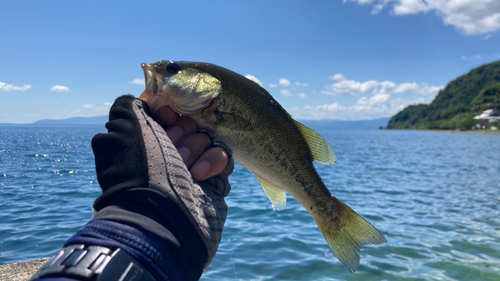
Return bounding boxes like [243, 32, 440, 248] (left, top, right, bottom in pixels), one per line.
[91, 95, 233, 268]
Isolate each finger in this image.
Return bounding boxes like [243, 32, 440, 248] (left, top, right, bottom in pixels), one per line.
[177, 133, 212, 167]
[165, 116, 199, 145]
[155, 106, 179, 127]
[191, 147, 229, 181]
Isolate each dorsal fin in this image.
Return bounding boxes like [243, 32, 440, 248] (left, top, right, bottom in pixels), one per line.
[256, 175, 286, 210]
[293, 120, 337, 165]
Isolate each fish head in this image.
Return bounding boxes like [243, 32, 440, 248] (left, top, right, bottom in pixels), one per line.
[141, 60, 221, 115]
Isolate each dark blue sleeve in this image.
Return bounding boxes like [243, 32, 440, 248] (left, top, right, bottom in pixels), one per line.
[32, 189, 208, 281]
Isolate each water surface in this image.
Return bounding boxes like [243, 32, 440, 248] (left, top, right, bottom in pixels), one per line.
[1, 125, 499, 280]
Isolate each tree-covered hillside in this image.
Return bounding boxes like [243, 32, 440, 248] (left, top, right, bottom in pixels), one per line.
[387, 60, 500, 129]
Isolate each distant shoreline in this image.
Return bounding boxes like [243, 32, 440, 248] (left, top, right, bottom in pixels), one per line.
[0, 123, 104, 126]
[385, 129, 500, 135]
[421, 129, 500, 134]
[1, 117, 392, 129]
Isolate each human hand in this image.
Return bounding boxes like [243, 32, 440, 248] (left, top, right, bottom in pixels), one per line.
[92, 95, 232, 270]
[153, 106, 229, 182]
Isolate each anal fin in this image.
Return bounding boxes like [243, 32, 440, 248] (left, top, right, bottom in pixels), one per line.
[256, 176, 286, 210]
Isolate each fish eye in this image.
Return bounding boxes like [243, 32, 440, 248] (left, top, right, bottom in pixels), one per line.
[166, 62, 181, 74]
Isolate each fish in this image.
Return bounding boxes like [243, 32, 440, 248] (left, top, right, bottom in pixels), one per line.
[139, 60, 387, 272]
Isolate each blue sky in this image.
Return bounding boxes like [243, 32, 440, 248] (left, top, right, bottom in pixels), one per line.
[1, 0, 499, 123]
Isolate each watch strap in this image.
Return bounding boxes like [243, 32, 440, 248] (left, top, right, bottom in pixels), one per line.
[29, 244, 156, 281]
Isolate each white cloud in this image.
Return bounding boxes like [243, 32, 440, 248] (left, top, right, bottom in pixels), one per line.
[344, 0, 500, 35]
[245, 75, 262, 86]
[461, 54, 482, 61]
[295, 82, 309, 86]
[70, 103, 110, 118]
[51, 85, 69, 92]
[322, 78, 379, 96]
[461, 53, 500, 61]
[330, 73, 346, 81]
[269, 84, 277, 88]
[280, 89, 293, 97]
[297, 93, 308, 99]
[279, 79, 291, 87]
[379, 81, 397, 93]
[287, 93, 427, 120]
[129, 78, 145, 85]
[393, 82, 420, 93]
[343, 0, 374, 4]
[0, 82, 31, 91]
[392, 0, 429, 15]
[371, 4, 384, 14]
[321, 73, 443, 97]
[416, 84, 444, 95]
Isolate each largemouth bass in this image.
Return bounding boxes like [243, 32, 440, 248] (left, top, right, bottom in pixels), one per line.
[140, 60, 387, 272]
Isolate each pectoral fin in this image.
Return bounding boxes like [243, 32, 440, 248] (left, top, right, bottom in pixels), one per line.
[256, 176, 286, 210]
[293, 120, 337, 165]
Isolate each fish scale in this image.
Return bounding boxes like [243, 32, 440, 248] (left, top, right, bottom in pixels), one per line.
[140, 60, 387, 272]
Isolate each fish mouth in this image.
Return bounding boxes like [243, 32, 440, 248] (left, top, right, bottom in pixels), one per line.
[141, 63, 166, 98]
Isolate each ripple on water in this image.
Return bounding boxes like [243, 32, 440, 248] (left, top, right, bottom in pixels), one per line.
[1, 126, 500, 280]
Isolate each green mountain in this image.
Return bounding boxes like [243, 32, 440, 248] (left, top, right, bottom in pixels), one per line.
[387, 60, 500, 130]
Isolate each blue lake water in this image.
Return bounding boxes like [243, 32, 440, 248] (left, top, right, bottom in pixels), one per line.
[1, 124, 499, 281]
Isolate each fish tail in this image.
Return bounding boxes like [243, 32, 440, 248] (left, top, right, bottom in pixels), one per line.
[315, 196, 386, 272]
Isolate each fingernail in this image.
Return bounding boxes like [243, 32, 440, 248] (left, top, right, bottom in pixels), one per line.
[178, 147, 191, 163]
[192, 160, 210, 180]
[166, 127, 183, 144]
